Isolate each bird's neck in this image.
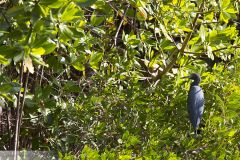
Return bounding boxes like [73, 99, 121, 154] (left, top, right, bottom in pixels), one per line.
[191, 80, 200, 86]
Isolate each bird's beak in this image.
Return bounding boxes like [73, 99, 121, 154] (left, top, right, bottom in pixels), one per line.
[181, 76, 190, 79]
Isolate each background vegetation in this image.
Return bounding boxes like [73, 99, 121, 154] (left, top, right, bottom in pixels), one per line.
[0, 0, 239, 159]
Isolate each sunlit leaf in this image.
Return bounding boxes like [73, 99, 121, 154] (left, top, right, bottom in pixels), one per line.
[228, 130, 237, 137]
[205, 12, 214, 21]
[31, 47, 45, 56]
[136, 7, 147, 21]
[220, 0, 230, 9]
[0, 55, 10, 65]
[72, 54, 85, 71]
[32, 38, 56, 54]
[90, 52, 103, 69]
[172, 0, 178, 5]
[31, 55, 49, 67]
[160, 23, 173, 42]
[59, 24, 74, 40]
[61, 2, 82, 22]
[90, 11, 105, 26]
[220, 12, 231, 23]
[199, 25, 206, 42]
[39, 0, 67, 8]
[76, 0, 98, 7]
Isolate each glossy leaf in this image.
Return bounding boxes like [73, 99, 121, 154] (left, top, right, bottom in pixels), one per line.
[31, 47, 45, 56]
[61, 2, 82, 22]
[39, 0, 67, 8]
[90, 52, 103, 69]
[0, 82, 21, 94]
[76, 0, 98, 7]
[72, 54, 85, 71]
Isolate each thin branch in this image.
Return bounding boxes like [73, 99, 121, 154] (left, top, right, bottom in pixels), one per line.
[14, 61, 24, 159]
[1, 10, 11, 27]
[184, 46, 240, 54]
[6, 105, 11, 149]
[155, 1, 205, 80]
[39, 66, 44, 86]
[14, 25, 32, 158]
[18, 70, 29, 131]
[112, 5, 130, 47]
[107, 1, 137, 31]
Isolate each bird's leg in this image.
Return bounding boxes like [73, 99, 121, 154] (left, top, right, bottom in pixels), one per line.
[194, 128, 198, 138]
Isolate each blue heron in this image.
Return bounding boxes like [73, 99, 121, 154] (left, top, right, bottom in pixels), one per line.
[183, 73, 204, 136]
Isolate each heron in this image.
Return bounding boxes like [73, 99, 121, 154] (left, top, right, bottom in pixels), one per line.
[183, 73, 204, 136]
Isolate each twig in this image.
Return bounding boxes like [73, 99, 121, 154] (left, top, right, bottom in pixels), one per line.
[18, 70, 29, 132]
[113, 5, 130, 47]
[6, 105, 11, 149]
[184, 46, 240, 54]
[14, 61, 24, 159]
[14, 25, 32, 159]
[39, 66, 44, 86]
[1, 10, 11, 28]
[155, 1, 205, 80]
[107, 1, 137, 31]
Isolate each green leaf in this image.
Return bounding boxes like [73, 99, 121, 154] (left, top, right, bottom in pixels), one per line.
[90, 52, 103, 69]
[207, 45, 214, 60]
[61, 2, 82, 22]
[221, 0, 230, 9]
[38, 4, 49, 17]
[205, 12, 214, 21]
[225, 7, 237, 14]
[75, 0, 98, 7]
[0, 46, 20, 58]
[136, 7, 147, 21]
[228, 129, 237, 137]
[172, 0, 178, 5]
[189, 36, 200, 45]
[31, 47, 45, 56]
[6, 5, 24, 17]
[0, 82, 21, 94]
[64, 81, 81, 93]
[32, 37, 56, 54]
[33, 20, 45, 32]
[90, 11, 105, 26]
[31, 55, 49, 67]
[72, 54, 85, 71]
[220, 12, 231, 23]
[59, 24, 74, 40]
[0, 55, 10, 65]
[39, 0, 67, 8]
[199, 25, 206, 42]
[160, 23, 173, 42]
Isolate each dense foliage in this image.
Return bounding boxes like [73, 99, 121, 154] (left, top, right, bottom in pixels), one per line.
[0, 0, 239, 159]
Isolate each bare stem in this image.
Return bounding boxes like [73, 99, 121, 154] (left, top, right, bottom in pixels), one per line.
[156, 1, 205, 80]
[14, 61, 24, 160]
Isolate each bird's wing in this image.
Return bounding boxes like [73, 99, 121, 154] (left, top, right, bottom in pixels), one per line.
[196, 88, 204, 127]
[187, 86, 204, 129]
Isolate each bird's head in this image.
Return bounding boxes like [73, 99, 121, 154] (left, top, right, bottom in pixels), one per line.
[182, 73, 201, 85]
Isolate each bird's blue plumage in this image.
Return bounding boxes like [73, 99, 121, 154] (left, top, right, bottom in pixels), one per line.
[187, 85, 204, 129]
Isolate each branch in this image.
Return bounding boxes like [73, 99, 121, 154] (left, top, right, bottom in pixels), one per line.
[19, 70, 29, 131]
[184, 46, 240, 54]
[1, 10, 11, 28]
[107, 1, 137, 32]
[14, 61, 24, 159]
[155, 1, 205, 80]
[112, 4, 130, 47]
